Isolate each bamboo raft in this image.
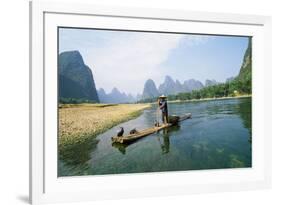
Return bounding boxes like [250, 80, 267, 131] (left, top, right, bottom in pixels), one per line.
[111, 113, 192, 144]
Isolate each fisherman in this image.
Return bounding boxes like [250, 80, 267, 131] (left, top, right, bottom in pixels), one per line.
[158, 95, 168, 124]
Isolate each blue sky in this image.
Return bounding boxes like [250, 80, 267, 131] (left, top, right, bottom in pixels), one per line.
[59, 28, 249, 95]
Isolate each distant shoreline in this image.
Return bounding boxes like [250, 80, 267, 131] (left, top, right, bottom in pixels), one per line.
[147, 94, 251, 105]
[168, 95, 252, 104]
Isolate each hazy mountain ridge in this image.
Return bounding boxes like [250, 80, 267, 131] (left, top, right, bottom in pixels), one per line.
[158, 76, 179, 95]
[205, 79, 218, 87]
[142, 79, 159, 99]
[141, 76, 214, 99]
[183, 79, 204, 92]
[98, 87, 135, 103]
[59, 50, 99, 102]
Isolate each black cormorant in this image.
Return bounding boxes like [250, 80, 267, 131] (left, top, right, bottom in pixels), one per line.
[117, 127, 124, 137]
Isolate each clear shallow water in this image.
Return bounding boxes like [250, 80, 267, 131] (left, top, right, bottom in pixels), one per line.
[59, 97, 252, 176]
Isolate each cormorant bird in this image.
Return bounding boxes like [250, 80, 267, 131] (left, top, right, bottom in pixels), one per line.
[117, 127, 124, 137]
[129, 128, 138, 134]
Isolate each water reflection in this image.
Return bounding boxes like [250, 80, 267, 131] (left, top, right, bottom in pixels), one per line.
[158, 125, 181, 154]
[112, 142, 127, 154]
[237, 98, 252, 142]
[158, 129, 170, 154]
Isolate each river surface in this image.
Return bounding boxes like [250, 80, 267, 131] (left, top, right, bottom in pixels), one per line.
[59, 97, 252, 176]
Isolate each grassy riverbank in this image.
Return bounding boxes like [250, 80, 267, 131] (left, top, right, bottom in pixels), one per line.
[59, 103, 151, 152]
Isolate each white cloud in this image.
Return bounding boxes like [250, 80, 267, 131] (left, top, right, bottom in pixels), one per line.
[75, 32, 211, 95]
[83, 33, 178, 95]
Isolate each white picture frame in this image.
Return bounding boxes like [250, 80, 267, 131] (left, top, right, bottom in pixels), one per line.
[30, 1, 272, 204]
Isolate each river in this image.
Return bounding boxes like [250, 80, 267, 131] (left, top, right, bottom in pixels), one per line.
[59, 97, 252, 176]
